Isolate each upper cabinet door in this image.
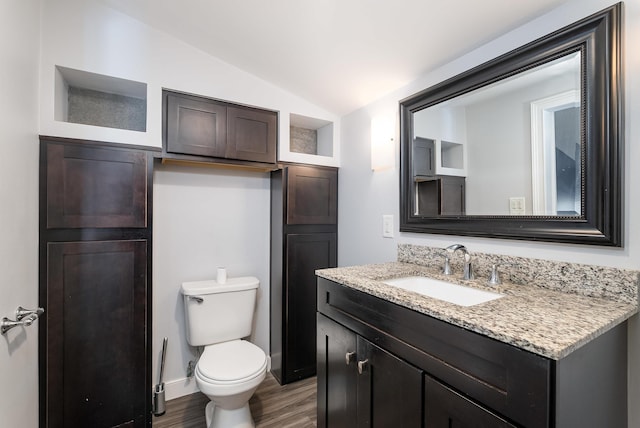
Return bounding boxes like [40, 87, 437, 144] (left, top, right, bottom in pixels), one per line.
[164, 92, 227, 158]
[286, 165, 338, 225]
[226, 106, 277, 163]
[44, 140, 149, 229]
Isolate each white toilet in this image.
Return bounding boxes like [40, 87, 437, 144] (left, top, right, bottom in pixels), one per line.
[181, 276, 267, 428]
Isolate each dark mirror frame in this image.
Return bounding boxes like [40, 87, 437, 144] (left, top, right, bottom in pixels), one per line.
[399, 3, 623, 246]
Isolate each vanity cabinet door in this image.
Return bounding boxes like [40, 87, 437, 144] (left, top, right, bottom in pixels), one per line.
[425, 375, 517, 428]
[317, 314, 423, 428]
[317, 314, 358, 428]
[356, 336, 423, 428]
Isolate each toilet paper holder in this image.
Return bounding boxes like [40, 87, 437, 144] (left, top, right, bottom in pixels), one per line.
[1, 306, 45, 335]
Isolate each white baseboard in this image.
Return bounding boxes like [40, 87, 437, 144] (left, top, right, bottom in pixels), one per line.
[163, 356, 272, 401]
[164, 377, 200, 401]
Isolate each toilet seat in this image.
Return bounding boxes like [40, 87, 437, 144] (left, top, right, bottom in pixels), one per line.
[197, 340, 267, 385]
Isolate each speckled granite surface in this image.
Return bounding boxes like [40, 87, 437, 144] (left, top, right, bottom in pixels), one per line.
[398, 244, 639, 305]
[316, 259, 638, 360]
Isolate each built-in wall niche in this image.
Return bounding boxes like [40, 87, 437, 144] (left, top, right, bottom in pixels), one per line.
[412, 136, 466, 178]
[290, 114, 333, 156]
[54, 66, 147, 132]
[440, 140, 464, 170]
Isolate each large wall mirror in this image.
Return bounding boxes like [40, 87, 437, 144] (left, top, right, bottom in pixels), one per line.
[399, 3, 623, 246]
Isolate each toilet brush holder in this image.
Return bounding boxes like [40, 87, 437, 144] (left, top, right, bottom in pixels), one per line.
[153, 383, 166, 416]
[153, 337, 168, 416]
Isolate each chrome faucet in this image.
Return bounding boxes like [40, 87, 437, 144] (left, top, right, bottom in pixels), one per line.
[444, 244, 474, 280]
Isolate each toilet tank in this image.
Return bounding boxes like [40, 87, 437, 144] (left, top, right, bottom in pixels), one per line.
[181, 276, 259, 346]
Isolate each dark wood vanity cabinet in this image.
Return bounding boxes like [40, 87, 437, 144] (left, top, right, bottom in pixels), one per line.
[270, 165, 338, 385]
[317, 313, 422, 428]
[163, 89, 277, 164]
[39, 137, 155, 428]
[317, 277, 627, 428]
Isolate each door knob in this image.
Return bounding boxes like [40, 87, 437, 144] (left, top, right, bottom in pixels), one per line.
[345, 351, 356, 365]
[357, 359, 369, 374]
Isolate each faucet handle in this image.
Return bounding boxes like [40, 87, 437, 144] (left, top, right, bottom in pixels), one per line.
[487, 264, 501, 285]
[462, 255, 474, 280]
[443, 255, 452, 275]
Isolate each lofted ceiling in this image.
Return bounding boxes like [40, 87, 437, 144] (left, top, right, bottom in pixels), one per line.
[99, 0, 571, 116]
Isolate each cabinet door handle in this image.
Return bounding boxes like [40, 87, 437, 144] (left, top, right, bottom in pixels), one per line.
[345, 351, 356, 365]
[357, 359, 369, 375]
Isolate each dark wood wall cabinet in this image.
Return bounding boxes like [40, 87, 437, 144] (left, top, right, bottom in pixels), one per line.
[317, 278, 627, 428]
[162, 89, 278, 167]
[271, 165, 338, 385]
[39, 136, 156, 428]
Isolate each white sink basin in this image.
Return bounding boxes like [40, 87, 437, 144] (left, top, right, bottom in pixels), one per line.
[382, 276, 504, 307]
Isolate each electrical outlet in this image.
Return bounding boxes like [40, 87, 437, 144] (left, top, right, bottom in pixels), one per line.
[383, 215, 394, 238]
[509, 197, 526, 215]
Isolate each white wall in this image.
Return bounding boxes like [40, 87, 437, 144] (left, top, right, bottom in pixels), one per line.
[38, 0, 339, 152]
[36, 0, 339, 400]
[338, 0, 640, 425]
[0, 0, 42, 426]
[465, 75, 573, 215]
[153, 164, 271, 397]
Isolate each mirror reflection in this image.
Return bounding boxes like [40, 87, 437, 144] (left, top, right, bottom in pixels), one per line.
[411, 52, 581, 217]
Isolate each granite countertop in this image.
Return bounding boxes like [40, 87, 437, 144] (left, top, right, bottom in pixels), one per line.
[316, 262, 638, 360]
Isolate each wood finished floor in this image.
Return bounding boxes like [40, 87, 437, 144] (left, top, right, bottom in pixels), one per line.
[153, 373, 317, 428]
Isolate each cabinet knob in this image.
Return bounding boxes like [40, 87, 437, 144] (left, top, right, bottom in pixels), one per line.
[357, 359, 369, 375]
[345, 351, 356, 365]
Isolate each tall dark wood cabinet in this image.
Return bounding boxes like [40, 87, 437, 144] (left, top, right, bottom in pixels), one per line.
[39, 136, 156, 428]
[270, 164, 338, 385]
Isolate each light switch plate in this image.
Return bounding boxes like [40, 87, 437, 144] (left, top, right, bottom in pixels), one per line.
[509, 197, 526, 215]
[382, 215, 394, 238]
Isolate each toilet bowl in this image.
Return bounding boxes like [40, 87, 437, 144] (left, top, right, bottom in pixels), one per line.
[195, 340, 267, 428]
[181, 276, 266, 428]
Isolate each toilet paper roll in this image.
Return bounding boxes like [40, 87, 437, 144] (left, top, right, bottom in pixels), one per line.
[217, 267, 227, 284]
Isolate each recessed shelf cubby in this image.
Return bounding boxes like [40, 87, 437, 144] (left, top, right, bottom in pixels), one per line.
[280, 113, 339, 167]
[440, 140, 464, 169]
[55, 66, 147, 132]
[290, 113, 333, 157]
[412, 136, 466, 177]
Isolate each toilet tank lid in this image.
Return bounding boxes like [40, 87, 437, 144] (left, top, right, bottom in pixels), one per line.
[181, 276, 259, 296]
